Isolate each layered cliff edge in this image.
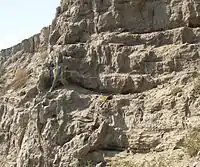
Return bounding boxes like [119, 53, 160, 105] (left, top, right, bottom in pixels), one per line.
[1, 0, 200, 166]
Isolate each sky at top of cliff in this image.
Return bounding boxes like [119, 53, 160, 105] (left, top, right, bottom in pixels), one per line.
[0, 0, 60, 50]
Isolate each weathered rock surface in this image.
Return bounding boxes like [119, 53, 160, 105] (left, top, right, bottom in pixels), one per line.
[1, 0, 200, 166]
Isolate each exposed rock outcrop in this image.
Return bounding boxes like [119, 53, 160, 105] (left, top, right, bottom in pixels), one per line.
[1, 0, 200, 167]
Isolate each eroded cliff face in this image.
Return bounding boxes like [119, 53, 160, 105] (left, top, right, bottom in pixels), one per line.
[1, 0, 200, 166]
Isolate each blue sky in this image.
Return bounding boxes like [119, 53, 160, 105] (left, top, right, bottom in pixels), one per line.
[0, 0, 60, 50]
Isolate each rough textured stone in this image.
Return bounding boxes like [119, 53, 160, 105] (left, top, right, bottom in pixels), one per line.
[1, 0, 200, 166]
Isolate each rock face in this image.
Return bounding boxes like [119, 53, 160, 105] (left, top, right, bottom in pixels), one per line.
[1, 0, 200, 166]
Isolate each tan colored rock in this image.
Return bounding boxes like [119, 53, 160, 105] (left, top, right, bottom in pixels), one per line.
[2, 0, 200, 166]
